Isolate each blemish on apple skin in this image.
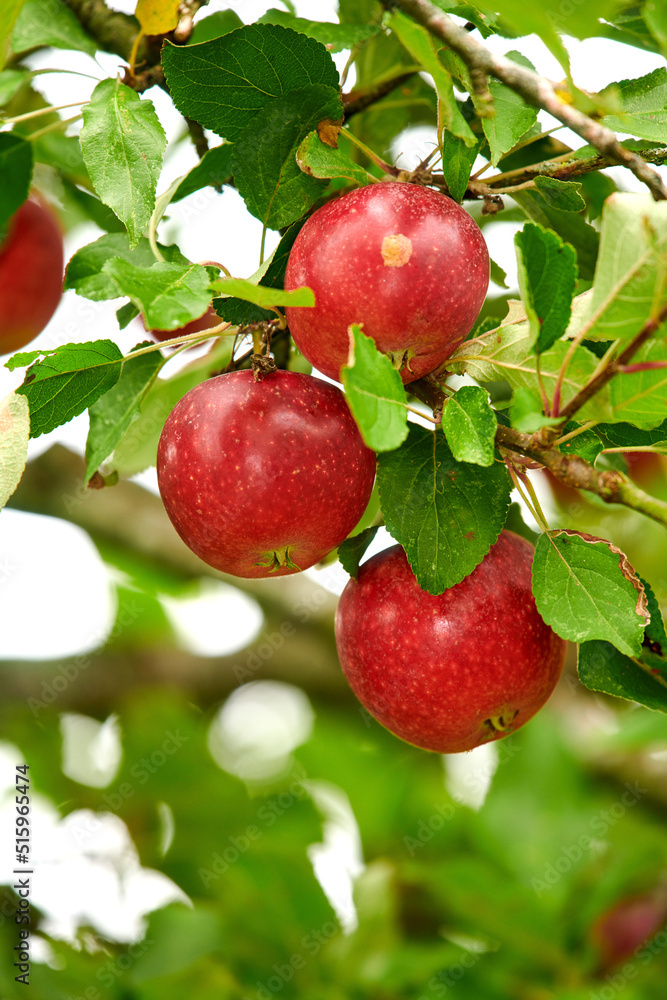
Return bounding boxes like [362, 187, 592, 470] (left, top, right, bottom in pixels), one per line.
[381, 234, 413, 267]
[465, 531, 475, 540]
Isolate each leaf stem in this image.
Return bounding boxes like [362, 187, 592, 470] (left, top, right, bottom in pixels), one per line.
[504, 459, 550, 533]
[553, 302, 667, 429]
[552, 420, 598, 447]
[28, 113, 82, 141]
[2, 101, 87, 124]
[122, 322, 234, 360]
[148, 178, 183, 264]
[339, 128, 401, 176]
[602, 445, 666, 454]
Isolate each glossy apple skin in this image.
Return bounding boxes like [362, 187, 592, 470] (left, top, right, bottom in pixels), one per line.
[0, 196, 64, 355]
[157, 369, 376, 578]
[148, 304, 219, 345]
[284, 182, 489, 383]
[335, 531, 566, 753]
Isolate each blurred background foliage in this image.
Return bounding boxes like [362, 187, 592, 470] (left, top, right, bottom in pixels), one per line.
[1, 443, 667, 1000]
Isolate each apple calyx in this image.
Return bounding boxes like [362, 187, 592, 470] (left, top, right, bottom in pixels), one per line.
[255, 546, 301, 572]
[485, 710, 520, 734]
[388, 348, 416, 374]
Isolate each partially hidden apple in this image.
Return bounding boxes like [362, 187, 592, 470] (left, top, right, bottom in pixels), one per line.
[592, 888, 667, 974]
[157, 369, 376, 577]
[0, 195, 64, 355]
[335, 531, 566, 753]
[147, 304, 220, 346]
[284, 181, 489, 383]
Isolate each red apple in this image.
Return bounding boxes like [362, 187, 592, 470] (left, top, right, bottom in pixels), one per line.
[284, 182, 489, 383]
[147, 304, 220, 346]
[335, 531, 566, 753]
[157, 368, 376, 577]
[592, 889, 667, 973]
[0, 195, 64, 355]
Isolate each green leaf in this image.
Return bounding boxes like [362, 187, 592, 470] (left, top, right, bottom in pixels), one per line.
[80, 79, 166, 248]
[189, 9, 243, 44]
[171, 144, 234, 202]
[5, 349, 41, 371]
[441, 385, 497, 466]
[162, 23, 340, 142]
[644, 0, 667, 54]
[377, 424, 511, 594]
[513, 189, 600, 280]
[479, 0, 625, 67]
[441, 131, 480, 202]
[0, 132, 32, 230]
[514, 222, 578, 354]
[117, 301, 139, 329]
[61, 180, 126, 233]
[32, 130, 87, 182]
[578, 640, 667, 713]
[601, 68, 667, 143]
[581, 192, 667, 343]
[213, 220, 306, 326]
[212, 276, 314, 310]
[388, 11, 476, 144]
[596, 418, 667, 450]
[448, 300, 611, 423]
[296, 130, 373, 185]
[0, 390, 29, 510]
[482, 52, 538, 165]
[609, 339, 667, 427]
[338, 525, 381, 579]
[16, 341, 124, 439]
[65, 233, 188, 302]
[532, 530, 649, 656]
[11, 0, 96, 55]
[0, 67, 29, 105]
[232, 85, 343, 230]
[102, 259, 213, 332]
[127, 904, 222, 985]
[643, 576, 667, 664]
[557, 421, 604, 463]
[258, 8, 380, 52]
[489, 258, 508, 289]
[533, 176, 586, 212]
[0, 1, 28, 70]
[509, 387, 561, 433]
[109, 340, 232, 478]
[85, 343, 165, 482]
[341, 325, 408, 452]
[601, 6, 661, 54]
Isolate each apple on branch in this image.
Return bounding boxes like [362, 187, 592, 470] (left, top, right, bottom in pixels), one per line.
[157, 367, 376, 578]
[335, 531, 566, 753]
[284, 181, 489, 383]
[0, 195, 64, 355]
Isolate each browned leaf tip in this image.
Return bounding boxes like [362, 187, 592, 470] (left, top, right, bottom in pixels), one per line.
[553, 529, 650, 625]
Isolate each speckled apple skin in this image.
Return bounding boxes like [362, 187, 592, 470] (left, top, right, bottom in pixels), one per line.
[157, 369, 376, 578]
[284, 182, 489, 383]
[0, 197, 63, 355]
[335, 532, 566, 753]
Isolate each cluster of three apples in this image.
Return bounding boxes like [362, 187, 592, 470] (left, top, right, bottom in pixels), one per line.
[157, 182, 566, 753]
